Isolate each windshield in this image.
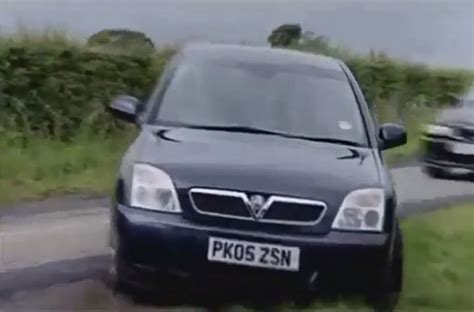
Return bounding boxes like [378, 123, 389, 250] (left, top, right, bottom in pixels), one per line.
[154, 58, 368, 146]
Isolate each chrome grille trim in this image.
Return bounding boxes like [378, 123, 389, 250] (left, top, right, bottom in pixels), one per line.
[188, 188, 327, 226]
[189, 188, 254, 221]
[258, 196, 327, 226]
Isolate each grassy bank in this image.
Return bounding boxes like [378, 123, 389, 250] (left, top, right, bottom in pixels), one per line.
[0, 132, 135, 204]
[399, 202, 474, 310]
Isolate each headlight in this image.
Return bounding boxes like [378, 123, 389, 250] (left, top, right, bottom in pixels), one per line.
[425, 124, 453, 136]
[332, 188, 385, 232]
[130, 164, 182, 213]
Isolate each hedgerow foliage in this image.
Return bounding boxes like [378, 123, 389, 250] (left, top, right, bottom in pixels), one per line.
[345, 53, 473, 110]
[0, 45, 163, 140]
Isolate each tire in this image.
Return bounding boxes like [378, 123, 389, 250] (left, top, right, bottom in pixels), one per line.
[366, 223, 403, 312]
[110, 253, 187, 305]
[109, 254, 132, 295]
[107, 222, 129, 293]
[108, 230, 150, 297]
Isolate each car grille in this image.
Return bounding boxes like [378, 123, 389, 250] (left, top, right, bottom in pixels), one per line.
[458, 127, 474, 142]
[423, 139, 474, 165]
[189, 189, 252, 219]
[189, 188, 327, 226]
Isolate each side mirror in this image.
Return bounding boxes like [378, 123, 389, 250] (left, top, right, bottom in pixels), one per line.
[109, 95, 139, 123]
[379, 123, 407, 150]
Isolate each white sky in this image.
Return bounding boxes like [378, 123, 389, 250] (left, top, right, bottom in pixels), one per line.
[1, 0, 473, 68]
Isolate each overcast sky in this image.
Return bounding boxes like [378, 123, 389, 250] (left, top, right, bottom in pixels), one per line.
[1, 0, 473, 68]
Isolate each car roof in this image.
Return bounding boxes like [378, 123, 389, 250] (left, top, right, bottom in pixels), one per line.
[180, 43, 344, 72]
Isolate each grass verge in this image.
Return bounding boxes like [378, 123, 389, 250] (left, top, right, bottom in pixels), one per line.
[0, 132, 135, 204]
[398, 202, 474, 310]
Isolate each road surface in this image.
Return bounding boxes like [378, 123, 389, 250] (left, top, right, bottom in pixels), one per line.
[0, 164, 473, 310]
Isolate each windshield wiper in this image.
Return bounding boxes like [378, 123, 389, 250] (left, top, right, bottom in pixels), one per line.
[286, 135, 363, 147]
[184, 124, 285, 135]
[181, 124, 363, 147]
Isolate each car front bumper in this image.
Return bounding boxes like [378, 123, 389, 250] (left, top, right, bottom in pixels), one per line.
[420, 137, 474, 173]
[112, 204, 393, 292]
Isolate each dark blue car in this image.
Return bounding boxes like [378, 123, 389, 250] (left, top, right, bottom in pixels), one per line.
[108, 44, 407, 311]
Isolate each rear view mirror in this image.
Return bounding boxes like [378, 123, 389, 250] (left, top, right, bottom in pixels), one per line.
[109, 95, 139, 123]
[379, 123, 407, 150]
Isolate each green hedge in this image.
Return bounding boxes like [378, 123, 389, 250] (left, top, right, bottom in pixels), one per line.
[345, 53, 473, 110]
[0, 46, 163, 140]
[1, 42, 472, 141]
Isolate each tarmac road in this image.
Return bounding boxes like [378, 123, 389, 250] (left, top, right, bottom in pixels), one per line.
[0, 164, 473, 310]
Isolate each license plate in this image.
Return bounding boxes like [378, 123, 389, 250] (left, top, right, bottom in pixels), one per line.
[450, 142, 474, 155]
[207, 237, 300, 271]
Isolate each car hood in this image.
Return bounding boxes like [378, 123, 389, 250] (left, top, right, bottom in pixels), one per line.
[436, 107, 474, 127]
[135, 127, 382, 206]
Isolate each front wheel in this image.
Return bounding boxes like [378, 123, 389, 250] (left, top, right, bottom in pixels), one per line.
[108, 253, 133, 295]
[366, 223, 403, 312]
